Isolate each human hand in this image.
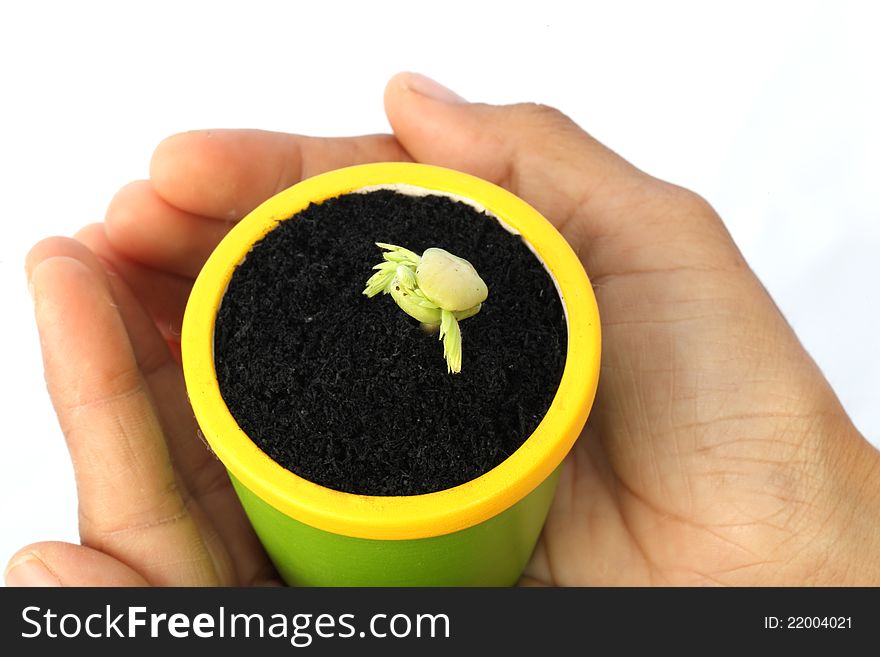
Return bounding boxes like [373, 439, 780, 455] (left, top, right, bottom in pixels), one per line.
[7, 127, 407, 586]
[381, 77, 879, 586]
[8, 73, 880, 586]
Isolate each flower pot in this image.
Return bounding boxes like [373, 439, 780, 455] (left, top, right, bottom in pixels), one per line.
[181, 162, 601, 586]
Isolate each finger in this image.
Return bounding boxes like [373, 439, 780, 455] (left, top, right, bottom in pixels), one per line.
[105, 180, 232, 279]
[28, 253, 218, 585]
[27, 238, 216, 492]
[30, 237, 265, 584]
[75, 223, 191, 344]
[383, 72, 744, 278]
[150, 129, 411, 220]
[5, 542, 147, 586]
[27, 237, 182, 390]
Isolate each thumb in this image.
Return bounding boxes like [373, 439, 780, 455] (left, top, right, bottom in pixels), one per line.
[384, 72, 743, 279]
[5, 542, 148, 586]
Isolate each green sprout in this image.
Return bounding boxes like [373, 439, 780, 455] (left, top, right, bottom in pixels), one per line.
[363, 243, 488, 374]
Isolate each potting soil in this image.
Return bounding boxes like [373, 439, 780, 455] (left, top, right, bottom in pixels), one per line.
[214, 190, 567, 496]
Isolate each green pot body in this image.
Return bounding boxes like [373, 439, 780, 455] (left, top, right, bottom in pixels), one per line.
[229, 468, 560, 586]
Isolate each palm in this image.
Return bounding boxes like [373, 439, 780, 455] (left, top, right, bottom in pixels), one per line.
[525, 255, 852, 586]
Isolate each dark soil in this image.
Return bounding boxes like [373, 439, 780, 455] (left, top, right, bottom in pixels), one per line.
[214, 189, 567, 496]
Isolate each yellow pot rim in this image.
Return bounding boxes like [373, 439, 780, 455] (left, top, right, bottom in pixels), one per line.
[181, 162, 601, 540]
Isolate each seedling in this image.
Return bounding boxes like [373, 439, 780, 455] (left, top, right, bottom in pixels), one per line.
[363, 243, 488, 373]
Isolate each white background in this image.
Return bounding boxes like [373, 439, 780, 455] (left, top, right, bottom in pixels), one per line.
[1, 1, 878, 573]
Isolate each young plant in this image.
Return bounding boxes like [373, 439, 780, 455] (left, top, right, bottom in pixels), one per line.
[363, 243, 488, 373]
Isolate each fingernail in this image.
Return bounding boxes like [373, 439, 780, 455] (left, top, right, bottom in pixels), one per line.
[5, 554, 60, 587]
[403, 72, 466, 104]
